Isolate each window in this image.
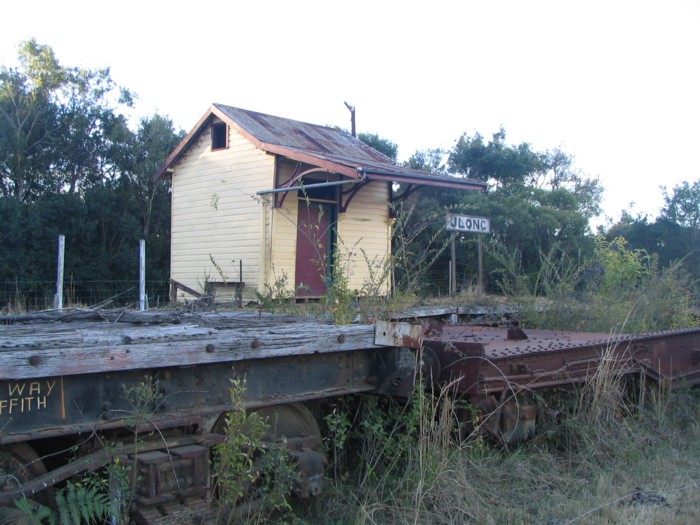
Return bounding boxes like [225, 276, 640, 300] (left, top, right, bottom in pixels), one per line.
[211, 122, 228, 150]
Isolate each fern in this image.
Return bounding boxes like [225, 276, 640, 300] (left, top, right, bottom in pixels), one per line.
[53, 479, 111, 524]
[14, 498, 56, 525]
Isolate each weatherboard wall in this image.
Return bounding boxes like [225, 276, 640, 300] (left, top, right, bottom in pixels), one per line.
[170, 122, 273, 300]
[336, 180, 391, 294]
[169, 123, 393, 302]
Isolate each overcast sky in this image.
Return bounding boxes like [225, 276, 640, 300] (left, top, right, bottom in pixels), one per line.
[3, 0, 699, 227]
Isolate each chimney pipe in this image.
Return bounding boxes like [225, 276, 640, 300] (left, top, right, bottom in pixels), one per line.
[344, 101, 356, 137]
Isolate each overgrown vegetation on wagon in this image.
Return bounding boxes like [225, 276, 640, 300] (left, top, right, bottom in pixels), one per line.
[3, 40, 700, 525]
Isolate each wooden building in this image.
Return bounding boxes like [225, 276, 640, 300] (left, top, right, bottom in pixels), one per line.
[155, 104, 485, 303]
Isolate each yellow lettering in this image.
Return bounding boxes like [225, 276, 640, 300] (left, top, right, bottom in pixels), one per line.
[36, 396, 47, 410]
[29, 382, 41, 395]
[45, 380, 56, 396]
[22, 397, 35, 413]
[9, 398, 18, 414]
[0, 399, 6, 414]
[8, 383, 25, 396]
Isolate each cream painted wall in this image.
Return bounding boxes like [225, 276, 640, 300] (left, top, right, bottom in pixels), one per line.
[336, 181, 392, 294]
[170, 122, 273, 301]
[171, 130, 393, 302]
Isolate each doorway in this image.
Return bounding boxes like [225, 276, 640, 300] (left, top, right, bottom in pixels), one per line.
[295, 200, 337, 297]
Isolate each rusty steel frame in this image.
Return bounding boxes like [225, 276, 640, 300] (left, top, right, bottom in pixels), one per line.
[375, 321, 700, 399]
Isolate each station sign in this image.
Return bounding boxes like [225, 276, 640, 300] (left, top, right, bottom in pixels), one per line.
[446, 213, 490, 234]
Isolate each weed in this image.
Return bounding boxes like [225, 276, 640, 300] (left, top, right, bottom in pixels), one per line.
[322, 250, 357, 324]
[322, 406, 351, 483]
[255, 269, 296, 313]
[212, 378, 298, 523]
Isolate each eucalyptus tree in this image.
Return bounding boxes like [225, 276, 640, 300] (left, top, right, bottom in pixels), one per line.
[0, 41, 183, 303]
[0, 39, 134, 202]
[397, 128, 603, 295]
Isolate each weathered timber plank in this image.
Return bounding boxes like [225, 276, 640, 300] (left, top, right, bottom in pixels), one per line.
[1, 323, 217, 350]
[0, 308, 307, 326]
[1, 322, 380, 380]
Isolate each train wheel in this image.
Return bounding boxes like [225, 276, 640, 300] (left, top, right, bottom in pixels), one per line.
[0, 443, 54, 512]
[211, 402, 321, 448]
[211, 403, 325, 498]
[0, 507, 35, 525]
[252, 403, 322, 448]
[468, 394, 538, 443]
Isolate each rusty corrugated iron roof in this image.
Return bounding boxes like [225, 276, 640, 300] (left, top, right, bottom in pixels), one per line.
[214, 104, 393, 166]
[154, 104, 486, 192]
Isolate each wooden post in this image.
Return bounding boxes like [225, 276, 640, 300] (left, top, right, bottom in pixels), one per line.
[478, 234, 484, 294]
[450, 233, 457, 296]
[54, 235, 65, 310]
[239, 259, 243, 308]
[139, 240, 147, 311]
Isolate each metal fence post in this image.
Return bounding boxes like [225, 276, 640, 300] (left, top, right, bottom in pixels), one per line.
[54, 235, 65, 310]
[139, 239, 147, 311]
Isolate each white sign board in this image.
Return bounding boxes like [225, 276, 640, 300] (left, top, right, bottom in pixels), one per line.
[446, 214, 490, 234]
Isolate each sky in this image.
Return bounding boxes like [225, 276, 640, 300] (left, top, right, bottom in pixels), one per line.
[3, 0, 699, 227]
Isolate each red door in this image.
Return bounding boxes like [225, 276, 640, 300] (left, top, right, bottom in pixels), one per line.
[295, 202, 335, 297]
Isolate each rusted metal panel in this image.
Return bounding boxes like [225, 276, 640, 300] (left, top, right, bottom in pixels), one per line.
[378, 322, 700, 397]
[374, 320, 423, 348]
[444, 325, 700, 396]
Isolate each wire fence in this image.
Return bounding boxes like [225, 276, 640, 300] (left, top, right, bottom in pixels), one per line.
[2, 267, 496, 313]
[0, 280, 171, 313]
[399, 266, 499, 299]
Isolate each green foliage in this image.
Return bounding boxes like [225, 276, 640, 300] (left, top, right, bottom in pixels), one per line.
[607, 181, 700, 292]
[0, 39, 134, 202]
[593, 235, 652, 294]
[14, 498, 55, 524]
[503, 233, 695, 333]
[662, 179, 700, 231]
[448, 127, 543, 186]
[56, 478, 111, 525]
[390, 196, 453, 295]
[15, 475, 112, 525]
[213, 378, 297, 517]
[322, 250, 356, 324]
[214, 379, 268, 503]
[489, 239, 585, 300]
[0, 42, 181, 309]
[357, 132, 398, 162]
[393, 132, 601, 297]
[323, 406, 351, 481]
[123, 376, 162, 424]
[254, 269, 296, 313]
[302, 386, 700, 525]
[403, 148, 448, 173]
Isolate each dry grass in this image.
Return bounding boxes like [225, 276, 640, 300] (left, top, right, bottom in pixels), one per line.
[281, 377, 700, 525]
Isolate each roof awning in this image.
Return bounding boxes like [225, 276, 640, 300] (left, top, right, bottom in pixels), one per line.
[357, 168, 486, 191]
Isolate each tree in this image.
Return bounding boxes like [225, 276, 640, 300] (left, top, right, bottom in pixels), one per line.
[403, 148, 448, 173]
[661, 180, 700, 232]
[358, 132, 398, 162]
[607, 180, 700, 286]
[0, 39, 133, 202]
[390, 128, 601, 295]
[448, 127, 543, 187]
[0, 41, 61, 201]
[0, 42, 183, 307]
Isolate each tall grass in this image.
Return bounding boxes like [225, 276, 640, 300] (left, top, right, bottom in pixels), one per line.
[285, 373, 700, 525]
[282, 237, 700, 525]
[489, 236, 696, 333]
